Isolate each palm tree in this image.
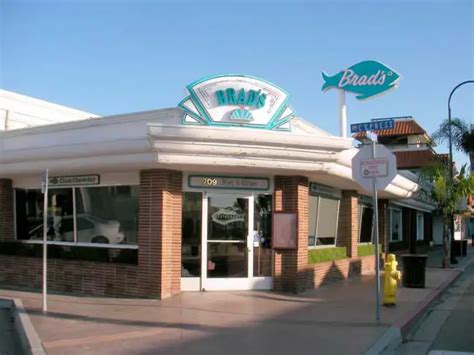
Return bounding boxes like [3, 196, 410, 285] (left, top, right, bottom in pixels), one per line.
[422, 163, 474, 267]
[432, 118, 474, 171]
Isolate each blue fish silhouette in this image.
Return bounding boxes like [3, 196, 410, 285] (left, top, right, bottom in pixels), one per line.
[321, 60, 401, 100]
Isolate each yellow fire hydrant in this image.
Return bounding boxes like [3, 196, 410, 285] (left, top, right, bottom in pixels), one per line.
[383, 254, 401, 306]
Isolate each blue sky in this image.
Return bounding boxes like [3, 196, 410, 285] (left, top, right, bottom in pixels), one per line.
[1, 0, 473, 165]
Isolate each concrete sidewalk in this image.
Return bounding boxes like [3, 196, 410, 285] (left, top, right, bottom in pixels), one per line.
[0, 246, 472, 355]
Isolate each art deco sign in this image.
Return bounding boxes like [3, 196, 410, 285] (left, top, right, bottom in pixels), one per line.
[179, 74, 295, 131]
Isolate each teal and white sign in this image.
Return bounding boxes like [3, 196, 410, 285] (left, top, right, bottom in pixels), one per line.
[179, 74, 295, 130]
[321, 60, 401, 100]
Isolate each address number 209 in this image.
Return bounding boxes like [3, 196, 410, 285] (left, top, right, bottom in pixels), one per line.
[201, 178, 218, 186]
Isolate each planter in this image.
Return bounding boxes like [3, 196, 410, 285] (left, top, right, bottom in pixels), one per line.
[401, 254, 428, 288]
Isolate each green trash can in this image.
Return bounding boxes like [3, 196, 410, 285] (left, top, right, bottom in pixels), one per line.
[401, 254, 428, 288]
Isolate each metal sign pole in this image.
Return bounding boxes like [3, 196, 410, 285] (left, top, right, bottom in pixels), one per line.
[42, 169, 49, 312]
[338, 89, 347, 138]
[372, 140, 381, 321]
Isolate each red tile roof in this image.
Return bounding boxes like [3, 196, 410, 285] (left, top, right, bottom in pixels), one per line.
[394, 150, 441, 169]
[353, 119, 426, 139]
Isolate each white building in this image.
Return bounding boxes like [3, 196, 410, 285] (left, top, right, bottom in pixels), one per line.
[0, 89, 99, 131]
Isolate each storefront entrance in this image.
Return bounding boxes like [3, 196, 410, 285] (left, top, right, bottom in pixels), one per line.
[182, 192, 273, 291]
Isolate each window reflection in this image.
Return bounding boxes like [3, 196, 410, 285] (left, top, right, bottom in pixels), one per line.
[15, 186, 138, 245]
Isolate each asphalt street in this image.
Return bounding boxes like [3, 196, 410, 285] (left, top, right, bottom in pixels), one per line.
[0, 308, 22, 355]
[391, 262, 474, 355]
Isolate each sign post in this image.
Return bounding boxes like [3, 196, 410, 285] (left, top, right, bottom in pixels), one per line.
[41, 169, 49, 312]
[339, 90, 347, 138]
[351, 132, 397, 321]
[371, 137, 381, 322]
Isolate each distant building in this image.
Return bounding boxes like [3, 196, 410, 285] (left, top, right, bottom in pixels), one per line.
[353, 116, 446, 173]
[354, 116, 449, 247]
[0, 89, 99, 131]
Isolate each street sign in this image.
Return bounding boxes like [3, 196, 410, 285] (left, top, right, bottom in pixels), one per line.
[350, 119, 394, 133]
[352, 142, 397, 322]
[352, 144, 397, 192]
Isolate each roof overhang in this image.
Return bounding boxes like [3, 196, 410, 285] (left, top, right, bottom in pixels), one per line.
[148, 124, 422, 199]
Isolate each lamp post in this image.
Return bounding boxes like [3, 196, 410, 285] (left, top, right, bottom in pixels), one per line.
[447, 80, 474, 265]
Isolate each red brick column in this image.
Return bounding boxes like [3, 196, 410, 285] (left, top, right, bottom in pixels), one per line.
[138, 169, 182, 299]
[337, 190, 358, 258]
[273, 176, 309, 292]
[0, 179, 14, 242]
[378, 199, 389, 255]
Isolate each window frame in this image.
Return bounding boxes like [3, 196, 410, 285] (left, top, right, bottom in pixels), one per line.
[308, 193, 341, 249]
[13, 184, 139, 250]
[389, 207, 403, 243]
[358, 203, 374, 244]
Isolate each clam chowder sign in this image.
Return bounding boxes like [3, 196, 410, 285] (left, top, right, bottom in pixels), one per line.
[322, 60, 401, 100]
[179, 74, 295, 130]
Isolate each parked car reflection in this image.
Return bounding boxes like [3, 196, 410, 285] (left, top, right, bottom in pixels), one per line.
[28, 214, 125, 244]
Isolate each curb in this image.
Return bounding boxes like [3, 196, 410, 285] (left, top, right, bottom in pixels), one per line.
[365, 257, 474, 355]
[0, 298, 46, 355]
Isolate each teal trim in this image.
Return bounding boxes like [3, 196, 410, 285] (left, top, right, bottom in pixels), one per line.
[272, 116, 294, 130]
[188, 175, 270, 191]
[180, 115, 206, 126]
[179, 106, 206, 123]
[178, 96, 207, 123]
[187, 89, 213, 125]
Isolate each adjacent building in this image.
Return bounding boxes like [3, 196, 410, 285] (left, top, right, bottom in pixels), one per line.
[0, 89, 99, 131]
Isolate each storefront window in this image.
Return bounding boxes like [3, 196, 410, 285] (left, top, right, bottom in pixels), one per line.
[359, 204, 373, 243]
[390, 208, 402, 242]
[15, 186, 138, 246]
[76, 186, 138, 244]
[182, 192, 202, 277]
[308, 195, 340, 247]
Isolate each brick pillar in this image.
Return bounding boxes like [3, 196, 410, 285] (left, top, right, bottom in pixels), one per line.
[138, 169, 182, 299]
[337, 190, 358, 258]
[273, 176, 309, 293]
[378, 199, 389, 255]
[0, 179, 14, 242]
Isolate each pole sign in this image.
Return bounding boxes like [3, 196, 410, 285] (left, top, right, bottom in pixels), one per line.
[350, 119, 394, 133]
[321, 60, 401, 100]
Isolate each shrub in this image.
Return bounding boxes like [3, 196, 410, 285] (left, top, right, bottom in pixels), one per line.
[357, 244, 382, 257]
[308, 246, 347, 264]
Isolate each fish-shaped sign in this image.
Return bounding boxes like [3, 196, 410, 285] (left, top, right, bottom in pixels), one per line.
[321, 60, 401, 100]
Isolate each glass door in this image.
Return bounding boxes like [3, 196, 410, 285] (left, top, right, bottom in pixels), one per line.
[202, 193, 252, 290]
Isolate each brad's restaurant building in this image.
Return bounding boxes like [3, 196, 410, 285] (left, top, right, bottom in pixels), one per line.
[0, 75, 435, 298]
